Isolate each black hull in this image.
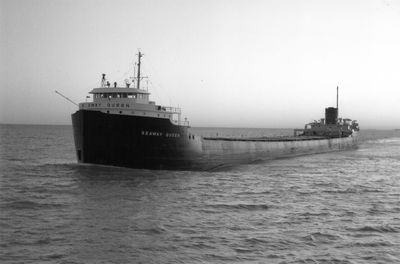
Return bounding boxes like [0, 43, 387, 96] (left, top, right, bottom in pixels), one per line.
[72, 110, 202, 170]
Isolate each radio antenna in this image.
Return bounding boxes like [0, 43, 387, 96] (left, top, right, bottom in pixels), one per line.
[55, 90, 79, 106]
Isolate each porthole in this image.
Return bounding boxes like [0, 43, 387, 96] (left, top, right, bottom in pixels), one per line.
[119, 111, 122, 114]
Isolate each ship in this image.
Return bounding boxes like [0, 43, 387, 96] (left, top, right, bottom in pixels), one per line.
[71, 52, 360, 171]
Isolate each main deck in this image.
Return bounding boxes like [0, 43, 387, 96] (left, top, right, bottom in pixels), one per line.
[203, 135, 334, 142]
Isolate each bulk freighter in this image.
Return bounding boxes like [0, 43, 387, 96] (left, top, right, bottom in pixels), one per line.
[71, 52, 360, 170]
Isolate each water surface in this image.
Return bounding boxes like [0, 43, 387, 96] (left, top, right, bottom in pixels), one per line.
[1, 125, 399, 263]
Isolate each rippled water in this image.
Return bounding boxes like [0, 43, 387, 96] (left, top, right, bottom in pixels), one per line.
[0, 125, 399, 263]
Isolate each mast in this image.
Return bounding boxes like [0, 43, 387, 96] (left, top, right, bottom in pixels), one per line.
[136, 51, 143, 89]
[336, 86, 339, 112]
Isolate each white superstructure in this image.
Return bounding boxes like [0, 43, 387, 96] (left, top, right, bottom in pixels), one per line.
[78, 52, 187, 126]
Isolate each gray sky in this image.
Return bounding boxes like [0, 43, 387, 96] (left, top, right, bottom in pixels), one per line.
[1, 0, 399, 128]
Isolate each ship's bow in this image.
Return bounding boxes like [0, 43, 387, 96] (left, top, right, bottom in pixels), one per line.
[71, 110, 84, 163]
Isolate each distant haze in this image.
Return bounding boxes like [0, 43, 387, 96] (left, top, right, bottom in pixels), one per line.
[1, 0, 400, 129]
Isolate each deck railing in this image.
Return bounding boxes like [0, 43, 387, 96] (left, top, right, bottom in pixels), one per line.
[161, 106, 181, 114]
